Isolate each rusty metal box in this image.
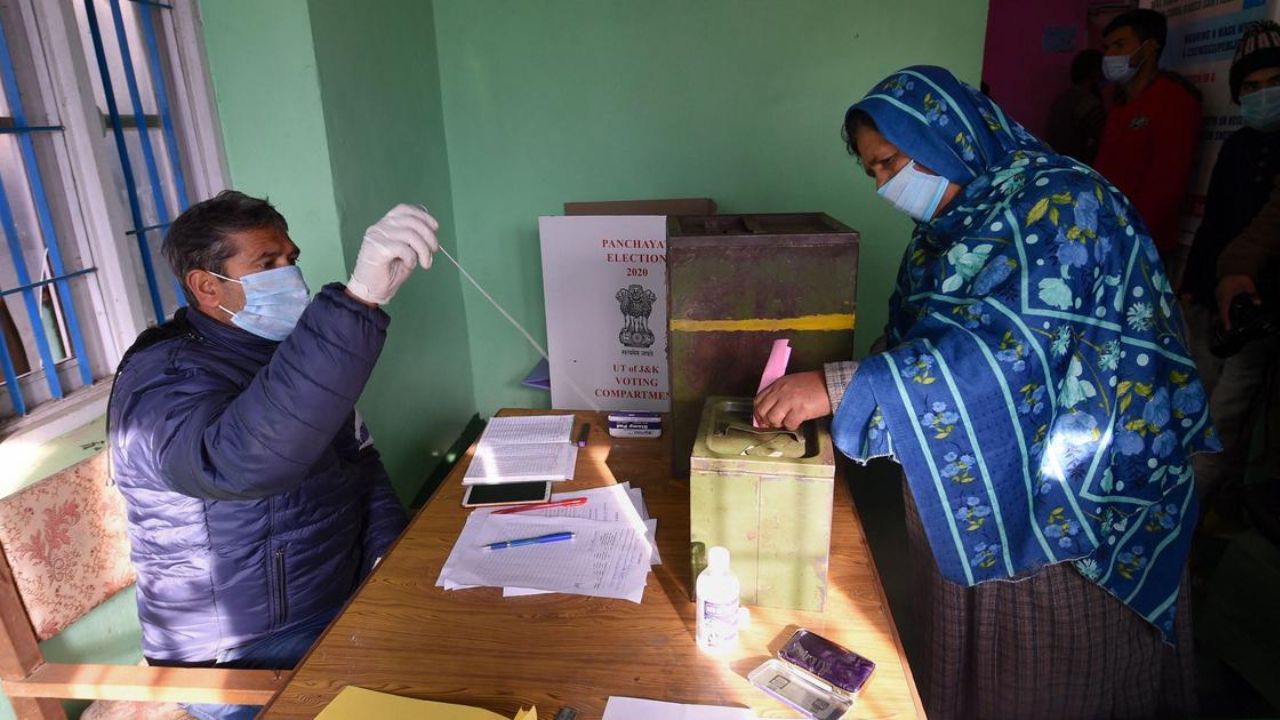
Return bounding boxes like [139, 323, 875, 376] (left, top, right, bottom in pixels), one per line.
[667, 213, 859, 477]
[690, 397, 837, 611]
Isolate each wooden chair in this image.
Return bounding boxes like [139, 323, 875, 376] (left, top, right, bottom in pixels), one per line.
[0, 452, 284, 719]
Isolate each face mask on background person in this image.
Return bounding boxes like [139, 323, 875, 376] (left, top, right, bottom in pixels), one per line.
[1241, 86, 1280, 131]
[877, 160, 950, 222]
[211, 264, 311, 341]
[1103, 41, 1148, 84]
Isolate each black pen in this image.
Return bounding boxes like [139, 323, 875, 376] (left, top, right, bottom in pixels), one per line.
[554, 708, 578, 720]
[576, 422, 590, 447]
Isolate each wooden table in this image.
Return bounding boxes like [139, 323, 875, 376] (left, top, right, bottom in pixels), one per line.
[261, 410, 924, 719]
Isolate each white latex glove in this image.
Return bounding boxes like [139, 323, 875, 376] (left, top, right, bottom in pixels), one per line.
[346, 204, 440, 305]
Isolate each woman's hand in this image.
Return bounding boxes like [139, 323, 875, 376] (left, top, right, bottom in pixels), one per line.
[753, 370, 832, 431]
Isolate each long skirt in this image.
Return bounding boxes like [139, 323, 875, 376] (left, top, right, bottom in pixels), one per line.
[902, 482, 1197, 719]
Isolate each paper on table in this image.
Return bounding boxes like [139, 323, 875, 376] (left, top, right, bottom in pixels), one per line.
[317, 686, 536, 720]
[463, 415, 578, 484]
[463, 442, 578, 484]
[498, 484, 659, 597]
[443, 514, 652, 602]
[518, 484, 660, 562]
[502, 517, 657, 597]
[626, 486, 650, 520]
[440, 484, 659, 594]
[479, 415, 574, 445]
[437, 510, 490, 591]
[753, 338, 791, 428]
[602, 697, 755, 720]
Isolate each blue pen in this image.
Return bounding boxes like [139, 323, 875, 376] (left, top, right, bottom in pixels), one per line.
[482, 531, 575, 551]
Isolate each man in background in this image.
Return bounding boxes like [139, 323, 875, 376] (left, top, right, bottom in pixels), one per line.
[1181, 23, 1280, 523]
[1094, 8, 1202, 275]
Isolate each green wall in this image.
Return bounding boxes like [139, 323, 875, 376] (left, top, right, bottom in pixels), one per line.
[199, 0, 991, 458]
[199, 0, 475, 502]
[199, 0, 347, 291]
[433, 0, 990, 414]
[306, 0, 475, 502]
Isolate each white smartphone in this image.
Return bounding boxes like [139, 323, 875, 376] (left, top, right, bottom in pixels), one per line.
[461, 481, 552, 508]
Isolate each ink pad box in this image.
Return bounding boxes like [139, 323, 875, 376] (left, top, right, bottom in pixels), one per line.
[747, 628, 875, 719]
[607, 411, 662, 438]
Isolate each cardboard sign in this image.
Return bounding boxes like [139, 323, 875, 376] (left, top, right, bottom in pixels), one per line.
[539, 215, 670, 412]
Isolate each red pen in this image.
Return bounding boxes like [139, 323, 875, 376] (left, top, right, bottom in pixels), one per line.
[493, 497, 588, 515]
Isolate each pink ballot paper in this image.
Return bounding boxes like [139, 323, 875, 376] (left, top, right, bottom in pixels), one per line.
[754, 338, 793, 427]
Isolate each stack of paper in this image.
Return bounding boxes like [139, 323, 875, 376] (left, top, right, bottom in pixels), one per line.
[437, 483, 659, 603]
[465, 415, 578, 485]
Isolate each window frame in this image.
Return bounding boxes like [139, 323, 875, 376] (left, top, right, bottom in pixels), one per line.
[0, 0, 228, 444]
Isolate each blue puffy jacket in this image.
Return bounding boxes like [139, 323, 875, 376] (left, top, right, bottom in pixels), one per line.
[107, 284, 407, 662]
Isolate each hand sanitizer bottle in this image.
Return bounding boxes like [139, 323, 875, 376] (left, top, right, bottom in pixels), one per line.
[696, 546, 740, 652]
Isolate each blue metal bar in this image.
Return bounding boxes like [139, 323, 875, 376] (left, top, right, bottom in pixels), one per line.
[1, 268, 97, 298]
[137, 4, 188, 211]
[0, 13, 89, 390]
[0, 125, 63, 134]
[108, 0, 172, 234]
[82, 0, 165, 323]
[119, 0, 186, 310]
[0, 165, 62, 401]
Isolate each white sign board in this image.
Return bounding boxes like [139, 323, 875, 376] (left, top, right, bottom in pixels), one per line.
[538, 215, 670, 412]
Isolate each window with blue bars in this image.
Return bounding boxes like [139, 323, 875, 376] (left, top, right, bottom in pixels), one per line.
[0, 1, 221, 426]
[75, 0, 192, 323]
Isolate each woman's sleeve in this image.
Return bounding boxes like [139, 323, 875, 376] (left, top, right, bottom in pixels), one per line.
[824, 361, 860, 413]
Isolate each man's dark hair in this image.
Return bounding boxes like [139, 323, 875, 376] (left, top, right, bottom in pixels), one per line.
[1104, 9, 1168, 59]
[841, 108, 879, 157]
[1070, 49, 1103, 85]
[162, 190, 288, 304]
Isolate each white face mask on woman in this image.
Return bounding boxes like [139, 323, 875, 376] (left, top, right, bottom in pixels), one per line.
[877, 160, 949, 222]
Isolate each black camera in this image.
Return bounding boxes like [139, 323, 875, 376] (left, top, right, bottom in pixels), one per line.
[1211, 294, 1279, 359]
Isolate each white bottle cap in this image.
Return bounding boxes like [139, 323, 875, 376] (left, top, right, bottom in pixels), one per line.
[708, 545, 730, 571]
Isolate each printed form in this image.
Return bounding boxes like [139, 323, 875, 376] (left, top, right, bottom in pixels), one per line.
[463, 415, 578, 484]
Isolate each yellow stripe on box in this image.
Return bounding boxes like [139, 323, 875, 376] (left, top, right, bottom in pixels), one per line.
[669, 313, 855, 333]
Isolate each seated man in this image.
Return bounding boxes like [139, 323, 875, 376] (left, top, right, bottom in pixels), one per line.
[107, 191, 438, 718]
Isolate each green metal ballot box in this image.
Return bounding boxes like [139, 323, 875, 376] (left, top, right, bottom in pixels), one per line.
[689, 397, 837, 612]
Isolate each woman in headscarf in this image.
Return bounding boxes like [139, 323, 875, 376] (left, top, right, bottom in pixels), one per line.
[755, 66, 1218, 719]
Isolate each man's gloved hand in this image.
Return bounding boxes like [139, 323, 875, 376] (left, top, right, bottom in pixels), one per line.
[346, 204, 440, 306]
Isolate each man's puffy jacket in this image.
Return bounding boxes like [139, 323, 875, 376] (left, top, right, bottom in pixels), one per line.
[107, 284, 407, 662]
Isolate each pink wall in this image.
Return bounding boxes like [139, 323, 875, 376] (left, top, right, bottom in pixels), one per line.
[982, 0, 1131, 138]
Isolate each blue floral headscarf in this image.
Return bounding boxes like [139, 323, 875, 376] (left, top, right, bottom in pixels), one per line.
[834, 66, 1219, 639]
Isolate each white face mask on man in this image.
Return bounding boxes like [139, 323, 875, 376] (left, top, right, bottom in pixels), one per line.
[1241, 86, 1280, 131]
[877, 160, 950, 222]
[1103, 41, 1149, 84]
[210, 265, 311, 341]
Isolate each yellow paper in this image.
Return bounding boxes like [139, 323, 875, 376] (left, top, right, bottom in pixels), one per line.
[317, 686, 537, 720]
